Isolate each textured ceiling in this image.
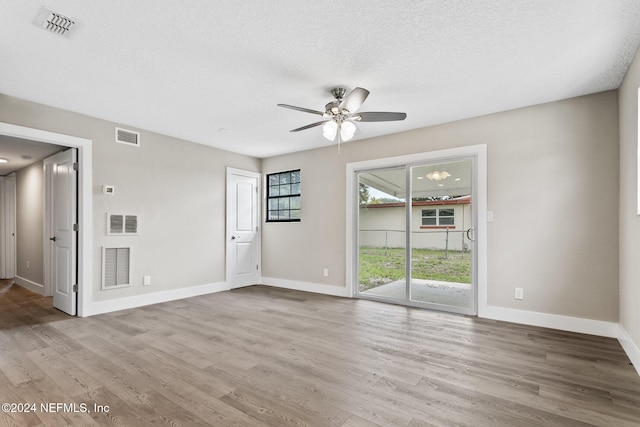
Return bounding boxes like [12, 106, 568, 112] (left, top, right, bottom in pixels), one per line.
[0, 135, 66, 175]
[1, 1, 640, 158]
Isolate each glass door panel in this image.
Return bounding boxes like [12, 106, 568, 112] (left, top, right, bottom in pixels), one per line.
[357, 167, 406, 300]
[409, 160, 474, 312]
[355, 157, 476, 315]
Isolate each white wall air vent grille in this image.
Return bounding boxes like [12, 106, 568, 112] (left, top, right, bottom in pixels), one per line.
[115, 127, 141, 147]
[102, 247, 131, 289]
[125, 215, 138, 234]
[34, 7, 82, 38]
[108, 213, 139, 235]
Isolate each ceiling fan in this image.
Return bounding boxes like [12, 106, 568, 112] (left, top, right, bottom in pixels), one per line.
[277, 87, 407, 144]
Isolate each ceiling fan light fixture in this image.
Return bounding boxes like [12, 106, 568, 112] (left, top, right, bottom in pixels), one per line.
[426, 171, 450, 181]
[340, 121, 356, 141]
[322, 120, 338, 141]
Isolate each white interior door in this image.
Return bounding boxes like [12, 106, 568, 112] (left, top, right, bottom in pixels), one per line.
[0, 175, 16, 279]
[226, 168, 261, 289]
[48, 149, 77, 315]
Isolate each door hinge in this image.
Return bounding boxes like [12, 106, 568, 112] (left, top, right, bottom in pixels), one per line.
[73, 284, 78, 292]
[73, 223, 79, 232]
[256, 264, 259, 271]
[72, 162, 79, 171]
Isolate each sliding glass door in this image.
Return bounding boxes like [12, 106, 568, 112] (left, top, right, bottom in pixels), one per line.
[356, 157, 476, 315]
[357, 167, 407, 301]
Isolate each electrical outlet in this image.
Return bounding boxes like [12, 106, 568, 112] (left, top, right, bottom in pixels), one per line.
[514, 287, 524, 300]
[323, 268, 329, 277]
[143, 276, 151, 286]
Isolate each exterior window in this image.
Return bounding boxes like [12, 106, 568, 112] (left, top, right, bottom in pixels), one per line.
[267, 170, 301, 222]
[422, 208, 454, 226]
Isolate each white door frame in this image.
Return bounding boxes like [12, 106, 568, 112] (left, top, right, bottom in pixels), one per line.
[225, 167, 261, 288]
[346, 144, 488, 316]
[0, 122, 92, 317]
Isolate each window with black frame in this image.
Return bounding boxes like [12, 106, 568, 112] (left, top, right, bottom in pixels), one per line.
[267, 169, 301, 222]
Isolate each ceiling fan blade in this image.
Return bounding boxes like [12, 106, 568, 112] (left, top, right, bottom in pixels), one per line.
[290, 120, 329, 132]
[339, 87, 369, 113]
[277, 104, 325, 116]
[353, 112, 407, 122]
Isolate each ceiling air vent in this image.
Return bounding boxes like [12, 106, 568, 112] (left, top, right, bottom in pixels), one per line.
[115, 127, 141, 147]
[34, 7, 82, 38]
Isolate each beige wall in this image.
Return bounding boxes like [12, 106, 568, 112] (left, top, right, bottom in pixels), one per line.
[263, 91, 619, 322]
[619, 47, 640, 345]
[15, 160, 44, 287]
[1, 94, 260, 302]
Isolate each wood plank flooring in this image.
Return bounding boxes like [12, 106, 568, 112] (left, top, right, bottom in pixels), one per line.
[1, 279, 640, 426]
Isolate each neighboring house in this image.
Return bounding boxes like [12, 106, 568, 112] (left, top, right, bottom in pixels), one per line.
[359, 196, 471, 251]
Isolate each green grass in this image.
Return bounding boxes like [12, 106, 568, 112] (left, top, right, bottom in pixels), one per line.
[358, 246, 471, 291]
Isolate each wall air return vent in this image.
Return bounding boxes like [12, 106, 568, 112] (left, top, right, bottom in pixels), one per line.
[102, 247, 131, 289]
[34, 7, 82, 38]
[115, 127, 141, 147]
[108, 214, 139, 235]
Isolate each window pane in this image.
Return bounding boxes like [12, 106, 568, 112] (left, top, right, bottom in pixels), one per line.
[290, 196, 300, 209]
[268, 211, 279, 221]
[278, 198, 290, 210]
[280, 184, 291, 196]
[291, 183, 301, 195]
[440, 209, 454, 217]
[269, 174, 279, 186]
[278, 210, 290, 220]
[290, 209, 301, 219]
[422, 217, 436, 226]
[440, 217, 454, 225]
[280, 173, 291, 184]
[269, 185, 280, 196]
[422, 209, 436, 217]
[269, 199, 279, 210]
[291, 170, 300, 183]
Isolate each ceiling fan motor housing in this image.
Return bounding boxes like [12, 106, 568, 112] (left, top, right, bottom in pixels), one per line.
[330, 87, 348, 100]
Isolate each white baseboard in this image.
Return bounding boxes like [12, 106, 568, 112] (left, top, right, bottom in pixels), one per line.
[14, 276, 44, 295]
[618, 325, 640, 376]
[479, 305, 619, 338]
[261, 277, 351, 298]
[82, 281, 229, 317]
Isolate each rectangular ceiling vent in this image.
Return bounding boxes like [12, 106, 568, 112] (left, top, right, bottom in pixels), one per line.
[115, 127, 141, 147]
[34, 7, 82, 38]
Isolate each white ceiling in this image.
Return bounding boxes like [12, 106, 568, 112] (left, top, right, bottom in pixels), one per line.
[1, 1, 640, 159]
[360, 159, 472, 198]
[0, 135, 66, 175]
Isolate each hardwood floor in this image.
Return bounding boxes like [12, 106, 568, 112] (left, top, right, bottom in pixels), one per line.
[1, 281, 640, 426]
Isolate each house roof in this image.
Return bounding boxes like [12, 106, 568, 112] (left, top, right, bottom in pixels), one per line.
[2, 1, 640, 158]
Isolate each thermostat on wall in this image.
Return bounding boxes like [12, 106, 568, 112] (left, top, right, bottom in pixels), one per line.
[103, 185, 115, 195]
